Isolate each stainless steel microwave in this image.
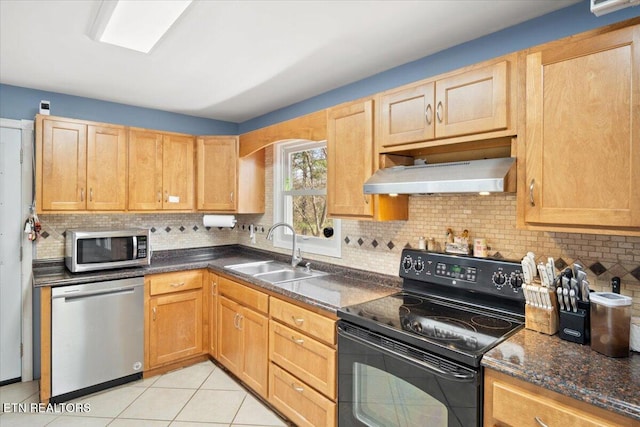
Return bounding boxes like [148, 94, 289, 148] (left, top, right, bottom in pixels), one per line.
[65, 229, 151, 273]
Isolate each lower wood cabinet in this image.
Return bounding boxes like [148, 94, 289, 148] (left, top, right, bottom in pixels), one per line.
[145, 270, 204, 370]
[269, 363, 336, 427]
[217, 277, 269, 398]
[206, 272, 218, 358]
[268, 297, 337, 426]
[484, 368, 636, 427]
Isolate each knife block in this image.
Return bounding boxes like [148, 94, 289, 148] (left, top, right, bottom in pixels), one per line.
[525, 299, 559, 335]
[558, 301, 590, 344]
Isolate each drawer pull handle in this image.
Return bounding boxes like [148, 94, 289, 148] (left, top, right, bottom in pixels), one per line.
[291, 383, 304, 393]
[534, 417, 548, 427]
[291, 336, 305, 345]
[436, 101, 443, 123]
[529, 179, 536, 207]
[170, 282, 185, 288]
[425, 103, 432, 125]
[292, 316, 305, 325]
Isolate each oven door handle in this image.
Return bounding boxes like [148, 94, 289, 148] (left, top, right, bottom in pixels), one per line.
[338, 324, 477, 383]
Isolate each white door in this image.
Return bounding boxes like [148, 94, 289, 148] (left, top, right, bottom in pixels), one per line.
[0, 125, 22, 382]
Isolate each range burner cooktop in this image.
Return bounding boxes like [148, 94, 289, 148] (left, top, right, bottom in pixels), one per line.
[338, 250, 526, 367]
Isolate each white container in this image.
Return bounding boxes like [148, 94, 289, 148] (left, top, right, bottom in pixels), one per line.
[630, 317, 640, 353]
[590, 292, 632, 357]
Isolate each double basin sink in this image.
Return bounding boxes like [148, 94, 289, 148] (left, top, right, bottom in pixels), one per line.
[224, 260, 328, 284]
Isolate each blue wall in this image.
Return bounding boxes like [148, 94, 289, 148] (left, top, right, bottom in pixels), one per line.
[240, 0, 640, 133]
[1, 0, 638, 136]
[0, 84, 238, 135]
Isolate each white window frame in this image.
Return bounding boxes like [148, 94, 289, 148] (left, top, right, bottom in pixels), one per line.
[272, 139, 341, 258]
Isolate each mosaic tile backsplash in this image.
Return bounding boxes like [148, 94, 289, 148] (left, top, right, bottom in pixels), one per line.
[36, 146, 640, 316]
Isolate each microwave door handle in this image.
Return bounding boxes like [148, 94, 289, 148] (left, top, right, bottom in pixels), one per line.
[132, 236, 137, 259]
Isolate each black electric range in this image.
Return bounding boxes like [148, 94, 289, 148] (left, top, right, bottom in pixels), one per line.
[336, 250, 526, 426]
[338, 250, 526, 367]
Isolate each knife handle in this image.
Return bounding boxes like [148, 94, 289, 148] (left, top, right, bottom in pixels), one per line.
[556, 287, 564, 311]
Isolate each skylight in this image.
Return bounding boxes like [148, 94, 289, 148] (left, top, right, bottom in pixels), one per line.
[90, 0, 192, 53]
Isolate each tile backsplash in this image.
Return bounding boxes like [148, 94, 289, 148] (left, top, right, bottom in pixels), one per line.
[36, 146, 640, 316]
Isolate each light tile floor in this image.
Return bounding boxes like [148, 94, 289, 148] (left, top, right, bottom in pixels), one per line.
[0, 360, 289, 427]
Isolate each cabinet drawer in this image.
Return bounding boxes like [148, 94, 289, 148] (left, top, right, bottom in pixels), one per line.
[270, 297, 335, 345]
[269, 363, 336, 427]
[269, 321, 336, 399]
[491, 380, 620, 427]
[219, 276, 268, 314]
[149, 270, 203, 296]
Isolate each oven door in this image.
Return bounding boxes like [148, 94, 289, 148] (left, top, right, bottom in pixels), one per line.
[337, 321, 480, 427]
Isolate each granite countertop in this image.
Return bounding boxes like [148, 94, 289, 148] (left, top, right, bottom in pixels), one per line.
[32, 245, 401, 313]
[482, 328, 640, 421]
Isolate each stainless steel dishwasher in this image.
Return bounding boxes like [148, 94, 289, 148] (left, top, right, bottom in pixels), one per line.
[51, 277, 144, 402]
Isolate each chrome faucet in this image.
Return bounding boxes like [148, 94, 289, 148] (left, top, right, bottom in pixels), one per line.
[266, 222, 303, 267]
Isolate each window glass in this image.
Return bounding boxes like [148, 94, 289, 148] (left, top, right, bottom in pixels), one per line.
[273, 140, 340, 258]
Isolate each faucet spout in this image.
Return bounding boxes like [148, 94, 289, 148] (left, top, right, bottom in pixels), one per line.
[266, 222, 303, 267]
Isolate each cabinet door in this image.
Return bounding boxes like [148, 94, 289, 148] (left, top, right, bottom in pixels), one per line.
[327, 99, 374, 218]
[435, 60, 509, 139]
[379, 82, 435, 148]
[162, 134, 195, 210]
[40, 119, 87, 210]
[197, 136, 237, 211]
[239, 307, 268, 398]
[86, 125, 127, 211]
[208, 273, 218, 358]
[217, 295, 243, 376]
[525, 26, 640, 228]
[149, 289, 203, 367]
[128, 130, 163, 210]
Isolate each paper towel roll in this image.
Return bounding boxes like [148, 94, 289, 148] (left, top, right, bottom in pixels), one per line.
[203, 215, 237, 228]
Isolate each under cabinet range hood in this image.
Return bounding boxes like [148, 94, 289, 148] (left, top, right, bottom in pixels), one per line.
[363, 157, 516, 195]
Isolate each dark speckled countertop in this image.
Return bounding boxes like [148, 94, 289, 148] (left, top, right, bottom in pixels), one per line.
[482, 328, 640, 421]
[33, 245, 401, 313]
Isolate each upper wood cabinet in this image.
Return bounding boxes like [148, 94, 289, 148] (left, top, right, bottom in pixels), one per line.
[522, 24, 640, 233]
[197, 136, 264, 213]
[327, 99, 408, 220]
[378, 56, 514, 152]
[128, 129, 195, 211]
[36, 115, 126, 212]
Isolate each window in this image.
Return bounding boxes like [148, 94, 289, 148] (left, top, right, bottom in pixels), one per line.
[273, 139, 341, 258]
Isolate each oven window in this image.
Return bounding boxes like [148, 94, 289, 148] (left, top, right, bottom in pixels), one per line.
[77, 237, 132, 263]
[353, 363, 447, 427]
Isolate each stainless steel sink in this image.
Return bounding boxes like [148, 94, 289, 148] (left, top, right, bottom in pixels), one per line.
[224, 260, 284, 276]
[224, 260, 327, 284]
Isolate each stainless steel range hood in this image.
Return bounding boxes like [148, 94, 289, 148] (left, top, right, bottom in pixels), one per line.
[363, 157, 516, 195]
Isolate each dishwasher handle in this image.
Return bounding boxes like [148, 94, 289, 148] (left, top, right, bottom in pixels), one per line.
[59, 287, 137, 302]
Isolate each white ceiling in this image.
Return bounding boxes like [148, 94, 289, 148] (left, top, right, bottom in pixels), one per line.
[0, 0, 581, 123]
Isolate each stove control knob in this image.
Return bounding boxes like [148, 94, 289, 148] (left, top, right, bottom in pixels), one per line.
[411, 321, 422, 333]
[402, 256, 413, 272]
[509, 273, 523, 289]
[492, 271, 506, 287]
[414, 259, 424, 273]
